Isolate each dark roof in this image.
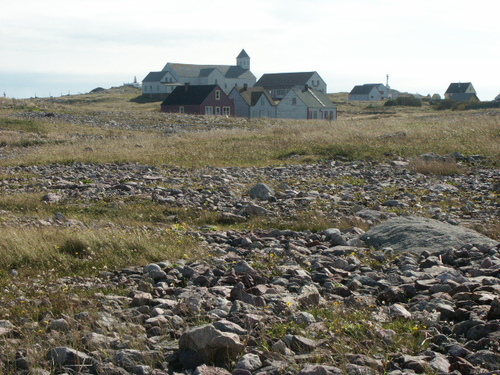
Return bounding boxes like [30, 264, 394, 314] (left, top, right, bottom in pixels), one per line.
[167, 63, 254, 79]
[255, 72, 317, 89]
[232, 87, 276, 106]
[349, 83, 384, 95]
[445, 82, 473, 94]
[143, 71, 167, 82]
[225, 66, 251, 78]
[161, 85, 219, 106]
[237, 49, 249, 58]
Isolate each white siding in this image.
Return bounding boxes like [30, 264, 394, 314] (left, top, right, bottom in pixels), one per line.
[145, 62, 256, 95]
[308, 72, 327, 93]
[250, 96, 276, 118]
[228, 90, 250, 118]
[276, 91, 308, 119]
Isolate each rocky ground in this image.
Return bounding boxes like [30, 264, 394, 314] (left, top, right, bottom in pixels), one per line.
[1, 157, 500, 375]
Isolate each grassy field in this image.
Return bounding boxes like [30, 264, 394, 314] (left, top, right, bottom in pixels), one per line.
[1, 87, 499, 168]
[0, 86, 498, 371]
[0, 86, 498, 279]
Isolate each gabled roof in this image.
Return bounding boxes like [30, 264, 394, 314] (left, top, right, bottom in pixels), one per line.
[233, 87, 276, 106]
[143, 71, 168, 82]
[445, 82, 473, 94]
[237, 49, 249, 58]
[290, 88, 336, 109]
[255, 72, 318, 89]
[165, 63, 254, 79]
[161, 85, 219, 106]
[349, 83, 384, 95]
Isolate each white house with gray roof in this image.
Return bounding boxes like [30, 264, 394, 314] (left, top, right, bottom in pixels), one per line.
[229, 86, 277, 118]
[142, 49, 256, 98]
[276, 86, 336, 120]
[255, 72, 327, 100]
[348, 83, 388, 101]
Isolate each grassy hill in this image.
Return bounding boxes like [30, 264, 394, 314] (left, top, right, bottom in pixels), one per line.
[1, 86, 498, 168]
[0, 86, 499, 371]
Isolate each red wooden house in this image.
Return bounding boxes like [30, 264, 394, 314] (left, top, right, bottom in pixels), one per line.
[160, 84, 234, 116]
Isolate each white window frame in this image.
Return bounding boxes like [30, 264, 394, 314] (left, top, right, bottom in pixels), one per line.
[205, 106, 213, 115]
[222, 106, 231, 116]
[215, 107, 221, 115]
[215, 90, 221, 100]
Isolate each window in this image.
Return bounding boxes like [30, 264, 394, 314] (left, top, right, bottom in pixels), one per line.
[215, 107, 221, 115]
[215, 90, 221, 100]
[215, 79, 218, 85]
[260, 97, 265, 106]
[292, 97, 297, 105]
[205, 106, 213, 115]
[179, 106, 184, 114]
[223, 106, 231, 116]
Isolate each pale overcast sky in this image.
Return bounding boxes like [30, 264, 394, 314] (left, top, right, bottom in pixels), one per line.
[1, 0, 498, 99]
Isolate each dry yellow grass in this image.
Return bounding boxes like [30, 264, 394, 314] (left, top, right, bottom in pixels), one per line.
[1, 109, 498, 167]
[0, 225, 200, 276]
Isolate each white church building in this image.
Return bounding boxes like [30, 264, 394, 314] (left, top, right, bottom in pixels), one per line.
[142, 49, 256, 98]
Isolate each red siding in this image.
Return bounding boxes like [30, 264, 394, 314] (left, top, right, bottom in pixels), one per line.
[161, 86, 234, 116]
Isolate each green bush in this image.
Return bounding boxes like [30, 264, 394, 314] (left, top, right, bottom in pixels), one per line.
[396, 96, 422, 107]
[384, 96, 422, 107]
[434, 99, 455, 110]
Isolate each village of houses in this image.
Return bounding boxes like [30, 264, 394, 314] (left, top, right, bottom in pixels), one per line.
[141, 49, 488, 120]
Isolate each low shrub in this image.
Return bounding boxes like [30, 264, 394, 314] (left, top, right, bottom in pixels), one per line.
[384, 96, 422, 107]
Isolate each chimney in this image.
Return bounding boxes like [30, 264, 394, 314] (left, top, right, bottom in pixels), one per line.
[184, 82, 190, 92]
[304, 84, 309, 91]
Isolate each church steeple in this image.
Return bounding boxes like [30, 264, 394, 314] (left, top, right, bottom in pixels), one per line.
[236, 49, 250, 70]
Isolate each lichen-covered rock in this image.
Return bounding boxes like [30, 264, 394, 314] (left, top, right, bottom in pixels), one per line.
[361, 216, 498, 254]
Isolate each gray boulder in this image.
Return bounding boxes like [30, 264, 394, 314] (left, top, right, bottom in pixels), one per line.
[235, 353, 262, 371]
[178, 324, 243, 367]
[360, 216, 498, 254]
[248, 183, 274, 200]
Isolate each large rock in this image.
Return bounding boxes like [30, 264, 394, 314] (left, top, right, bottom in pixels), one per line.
[360, 216, 498, 254]
[248, 183, 274, 200]
[179, 324, 243, 368]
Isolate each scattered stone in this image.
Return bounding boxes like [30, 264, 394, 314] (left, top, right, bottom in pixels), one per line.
[1, 157, 499, 374]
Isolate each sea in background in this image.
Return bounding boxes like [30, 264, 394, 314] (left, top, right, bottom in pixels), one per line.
[1, 71, 140, 99]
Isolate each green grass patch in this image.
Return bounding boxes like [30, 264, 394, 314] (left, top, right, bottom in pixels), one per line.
[0, 226, 201, 277]
[0, 118, 46, 133]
